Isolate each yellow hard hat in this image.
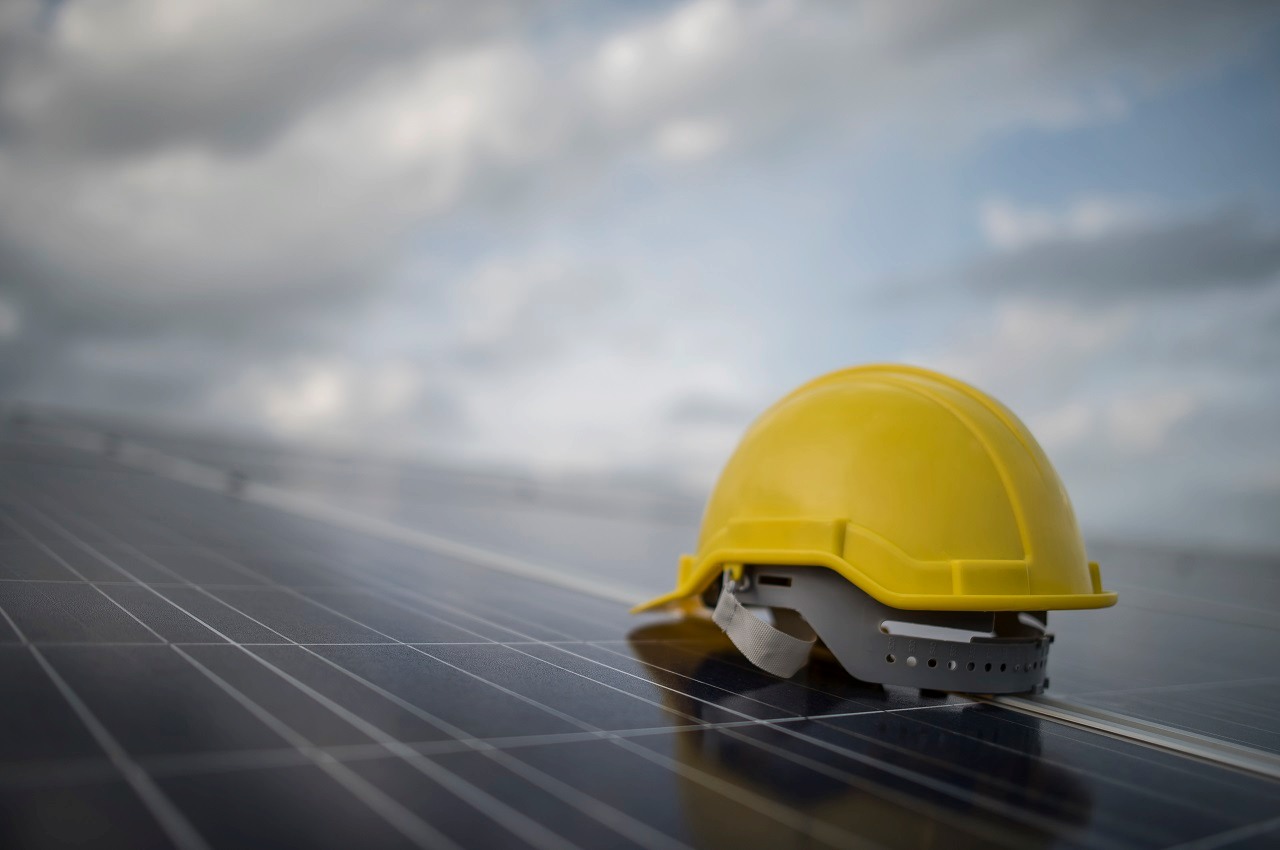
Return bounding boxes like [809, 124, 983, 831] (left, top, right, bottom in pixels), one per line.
[634, 364, 1116, 693]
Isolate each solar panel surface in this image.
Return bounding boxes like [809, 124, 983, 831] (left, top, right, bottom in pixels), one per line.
[2, 422, 1278, 849]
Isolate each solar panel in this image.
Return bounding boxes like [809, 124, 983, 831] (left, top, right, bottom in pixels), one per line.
[2, 429, 1278, 849]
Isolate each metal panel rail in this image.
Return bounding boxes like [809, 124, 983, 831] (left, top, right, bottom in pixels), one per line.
[989, 694, 1280, 782]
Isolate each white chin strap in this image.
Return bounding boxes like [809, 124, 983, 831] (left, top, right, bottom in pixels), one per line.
[712, 574, 815, 678]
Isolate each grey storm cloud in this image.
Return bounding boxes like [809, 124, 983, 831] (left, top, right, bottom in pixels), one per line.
[1, 0, 1279, 519]
[0, 1, 543, 158]
[968, 209, 1280, 299]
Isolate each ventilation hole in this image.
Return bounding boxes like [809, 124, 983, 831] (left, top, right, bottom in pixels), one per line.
[927, 658, 937, 668]
[886, 654, 896, 663]
[966, 662, 975, 671]
[758, 575, 792, 587]
[947, 660, 958, 671]
[1015, 664, 1022, 672]
[906, 656, 918, 668]
[999, 663, 1007, 672]
[984, 663, 992, 672]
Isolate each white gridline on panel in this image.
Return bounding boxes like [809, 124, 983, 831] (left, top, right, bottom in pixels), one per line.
[31, 496, 891, 850]
[26, 491, 1130, 848]
[17, 473, 1259, 844]
[20, 486, 958, 850]
[6, 452, 1280, 850]
[15, 503, 663, 850]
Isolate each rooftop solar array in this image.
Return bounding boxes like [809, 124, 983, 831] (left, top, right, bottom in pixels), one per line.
[2, 422, 1278, 849]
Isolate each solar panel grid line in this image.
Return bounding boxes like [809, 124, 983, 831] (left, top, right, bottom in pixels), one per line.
[69, 523, 884, 850]
[17, 503, 654, 850]
[587, 633, 1280, 816]
[508, 590, 640, 635]
[898, 684, 1280, 805]
[147, 571, 841, 850]
[1, 512, 172, 646]
[306, 569, 1109, 848]
[0, 709, 918, 795]
[12, 499, 711, 850]
[10, 440, 1280, 844]
[573, 640, 1197, 826]
[0, 707, 968, 796]
[169, 644, 466, 850]
[512, 634, 1162, 844]
[23, 644, 213, 850]
[89, 426, 652, 606]
[454, 746, 697, 850]
[102, 471, 1280, 844]
[6, 507, 462, 847]
[581, 639, 972, 720]
[252, 473, 1280, 768]
[123, 514, 576, 651]
[247, 512, 1280, 844]
[129, 517, 553, 650]
[24, 482, 938, 849]
[85, 432, 1264, 721]
[897, 704, 1277, 825]
[45, 465, 1274, 721]
[599, 739, 885, 850]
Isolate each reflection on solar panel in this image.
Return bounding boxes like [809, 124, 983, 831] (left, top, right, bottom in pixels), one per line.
[2, 421, 1278, 849]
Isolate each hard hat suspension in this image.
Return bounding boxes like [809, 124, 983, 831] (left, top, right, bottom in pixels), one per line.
[725, 565, 1053, 694]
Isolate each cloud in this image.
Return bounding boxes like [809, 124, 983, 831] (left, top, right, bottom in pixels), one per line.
[966, 206, 1280, 298]
[900, 185, 1280, 547]
[652, 117, 729, 162]
[1028, 389, 1200, 454]
[217, 357, 462, 447]
[1105, 388, 1198, 452]
[979, 196, 1155, 251]
[1, 0, 1279, 548]
[0, 0, 539, 158]
[912, 300, 1135, 396]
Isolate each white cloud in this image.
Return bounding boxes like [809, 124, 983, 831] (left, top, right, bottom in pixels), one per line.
[980, 196, 1155, 251]
[917, 300, 1133, 393]
[1105, 388, 1198, 453]
[226, 357, 428, 444]
[652, 117, 729, 161]
[1028, 400, 1095, 452]
[1027, 389, 1199, 455]
[0, 39, 558, 310]
[4, 0, 1266, 321]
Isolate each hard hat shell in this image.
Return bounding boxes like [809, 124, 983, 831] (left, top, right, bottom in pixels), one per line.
[634, 364, 1116, 614]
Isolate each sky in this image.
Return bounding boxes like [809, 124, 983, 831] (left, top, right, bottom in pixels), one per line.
[1, 0, 1279, 550]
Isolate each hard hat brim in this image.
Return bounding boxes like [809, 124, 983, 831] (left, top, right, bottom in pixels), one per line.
[631, 547, 1117, 614]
